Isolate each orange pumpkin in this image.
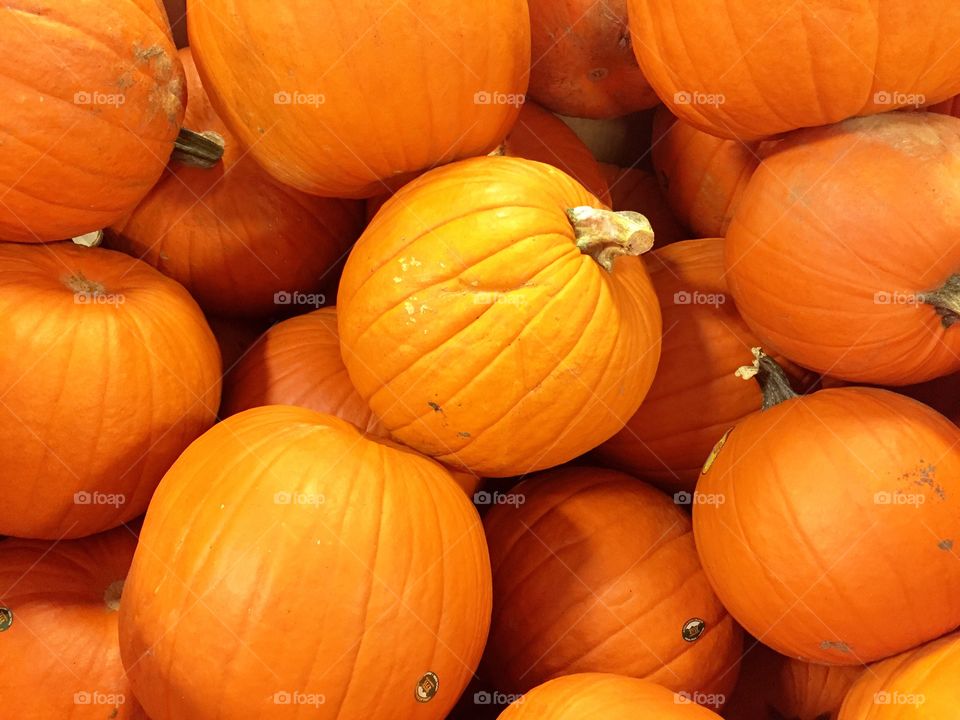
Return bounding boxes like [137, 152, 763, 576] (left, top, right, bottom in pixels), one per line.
[695, 350, 960, 664]
[628, 1, 960, 140]
[189, 0, 530, 198]
[727, 112, 960, 385]
[119, 405, 492, 720]
[107, 48, 364, 318]
[597, 163, 687, 245]
[0, 243, 220, 539]
[0, 1, 186, 242]
[339, 156, 662, 477]
[482, 467, 742, 703]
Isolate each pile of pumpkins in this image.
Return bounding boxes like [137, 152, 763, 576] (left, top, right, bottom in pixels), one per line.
[4, 0, 960, 718]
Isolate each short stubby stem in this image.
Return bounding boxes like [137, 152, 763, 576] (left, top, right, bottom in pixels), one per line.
[920, 275, 960, 328]
[736, 347, 799, 411]
[567, 206, 655, 273]
[171, 128, 226, 168]
[63, 272, 106, 297]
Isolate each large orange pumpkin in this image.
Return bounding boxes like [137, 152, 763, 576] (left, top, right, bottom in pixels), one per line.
[695, 350, 960, 665]
[339, 156, 662, 477]
[628, 1, 960, 140]
[107, 48, 364, 318]
[597, 163, 687, 245]
[482, 467, 742, 704]
[119, 405, 491, 720]
[188, 0, 530, 198]
[0, 1, 187, 242]
[727, 112, 960, 385]
[0, 243, 220, 539]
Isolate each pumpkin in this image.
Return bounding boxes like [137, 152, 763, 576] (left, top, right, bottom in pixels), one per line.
[628, 1, 960, 140]
[0, 1, 187, 242]
[188, 0, 529, 198]
[497, 674, 724, 719]
[338, 156, 662, 477]
[0, 526, 147, 718]
[597, 163, 687, 245]
[482, 466, 742, 703]
[694, 349, 960, 664]
[526, 0, 659, 119]
[727, 112, 960, 385]
[119, 405, 491, 720]
[107, 48, 364, 318]
[0, 243, 220, 539]
[594, 239, 816, 492]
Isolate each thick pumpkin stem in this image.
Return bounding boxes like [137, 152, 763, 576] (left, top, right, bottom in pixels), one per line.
[171, 128, 226, 168]
[920, 275, 960, 328]
[72, 230, 103, 247]
[736, 347, 799, 411]
[567, 206, 654, 272]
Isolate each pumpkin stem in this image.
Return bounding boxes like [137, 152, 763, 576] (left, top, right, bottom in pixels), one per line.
[736, 347, 799, 410]
[171, 128, 226, 168]
[63, 272, 106, 297]
[487, 144, 507, 157]
[567, 206, 654, 272]
[72, 230, 103, 247]
[104, 580, 124, 612]
[920, 275, 960, 327]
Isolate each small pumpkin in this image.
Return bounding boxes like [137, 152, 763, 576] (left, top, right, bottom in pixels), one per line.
[339, 156, 662, 477]
[482, 466, 742, 702]
[0, 243, 220, 539]
[119, 405, 492, 720]
[597, 163, 687, 245]
[695, 349, 960, 664]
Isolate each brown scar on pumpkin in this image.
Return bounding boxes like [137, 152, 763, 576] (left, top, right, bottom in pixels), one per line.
[939, 539, 954, 551]
[819, 640, 852, 653]
[427, 402, 443, 413]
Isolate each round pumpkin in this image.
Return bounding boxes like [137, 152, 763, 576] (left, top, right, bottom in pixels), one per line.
[526, 0, 659, 119]
[694, 350, 960, 664]
[107, 48, 364, 318]
[0, 243, 220, 539]
[628, 1, 960, 140]
[338, 156, 662, 477]
[597, 163, 687, 245]
[482, 466, 742, 703]
[497, 674, 724, 720]
[727, 112, 960, 385]
[119, 405, 491, 720]
[0, 1, 186, 242]
[188, 0, 529, 198]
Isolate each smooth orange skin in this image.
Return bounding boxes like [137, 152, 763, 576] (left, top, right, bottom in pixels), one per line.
[597, 163, 687, 245]
[694, 387, 960, 664]
[483, 467, 742, 701]
[497, 674, 724, 719]
[119, 406, 492, 720]
[339, 156, 662, 477]
[595, 239, 815, 492]
[188, 0, 530, 198]
[727, 112, 960, 385]
[838, 632, 960, 718]
[527, 0, 659, 119]
[108, 48, 364, 318]
[0, 1, 185, 243]
[628, 1, 960, 140]
[0, 243, 220, 539]
[0, 527, 147, 719]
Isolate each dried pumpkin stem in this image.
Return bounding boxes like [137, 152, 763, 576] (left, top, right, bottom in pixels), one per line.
[567, 206, 655, 272]
[920, 275, 960, 328]
[63, 272, 106, 297]
[72, 230, 103, 247]
[735, 347, 799, 411]
[171, 128, 226, 168]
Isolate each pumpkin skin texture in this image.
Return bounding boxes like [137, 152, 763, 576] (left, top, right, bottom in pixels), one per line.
[628, 1, 960, 140]
[188, 0, 530, 198]
[694, 384, 960, 665]
[597, 163, 687, 245]
[107, 48, 364, 319]
[338, 156, 662, 477]
[119, 406, 492, 720]
[482, 467, 742, 702]
[0, 243, 220, 539]
[727, 112, 960, 385]
[526, 0, 659, 119]
[0, 1, 185, 243]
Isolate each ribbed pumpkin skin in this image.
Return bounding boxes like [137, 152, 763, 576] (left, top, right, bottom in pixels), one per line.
[119, 406, 492, 720]
[838, 632, 960, 718]
[695, 387, 960, 664]
[628, 1, 960, 140]
[108, 48, 364, 318]
[0, 1, 185, 243]
[0, 527, 144, 719]
[339, 157, 662, 477]
[527, 0, 659, 119]
[483, 467, 742, 701]
[0, 244, 220, 539]
[597, 163, 687, 245]
[497, 674, 724, 719]
[727, 112, 960, 385]
[188, 0, 529, 198]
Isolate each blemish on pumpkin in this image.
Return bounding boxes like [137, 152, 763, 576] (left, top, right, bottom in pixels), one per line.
[404, 301, 416, 315]
[393, 277, 402, 283]
[133, 44, 166, 64]
[428, 402, 443, 413]
[939, 539, 954, 551]
[458, 431, 471, 438]
[819, 640, 852, 653]
[589, 67, 609, 81]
